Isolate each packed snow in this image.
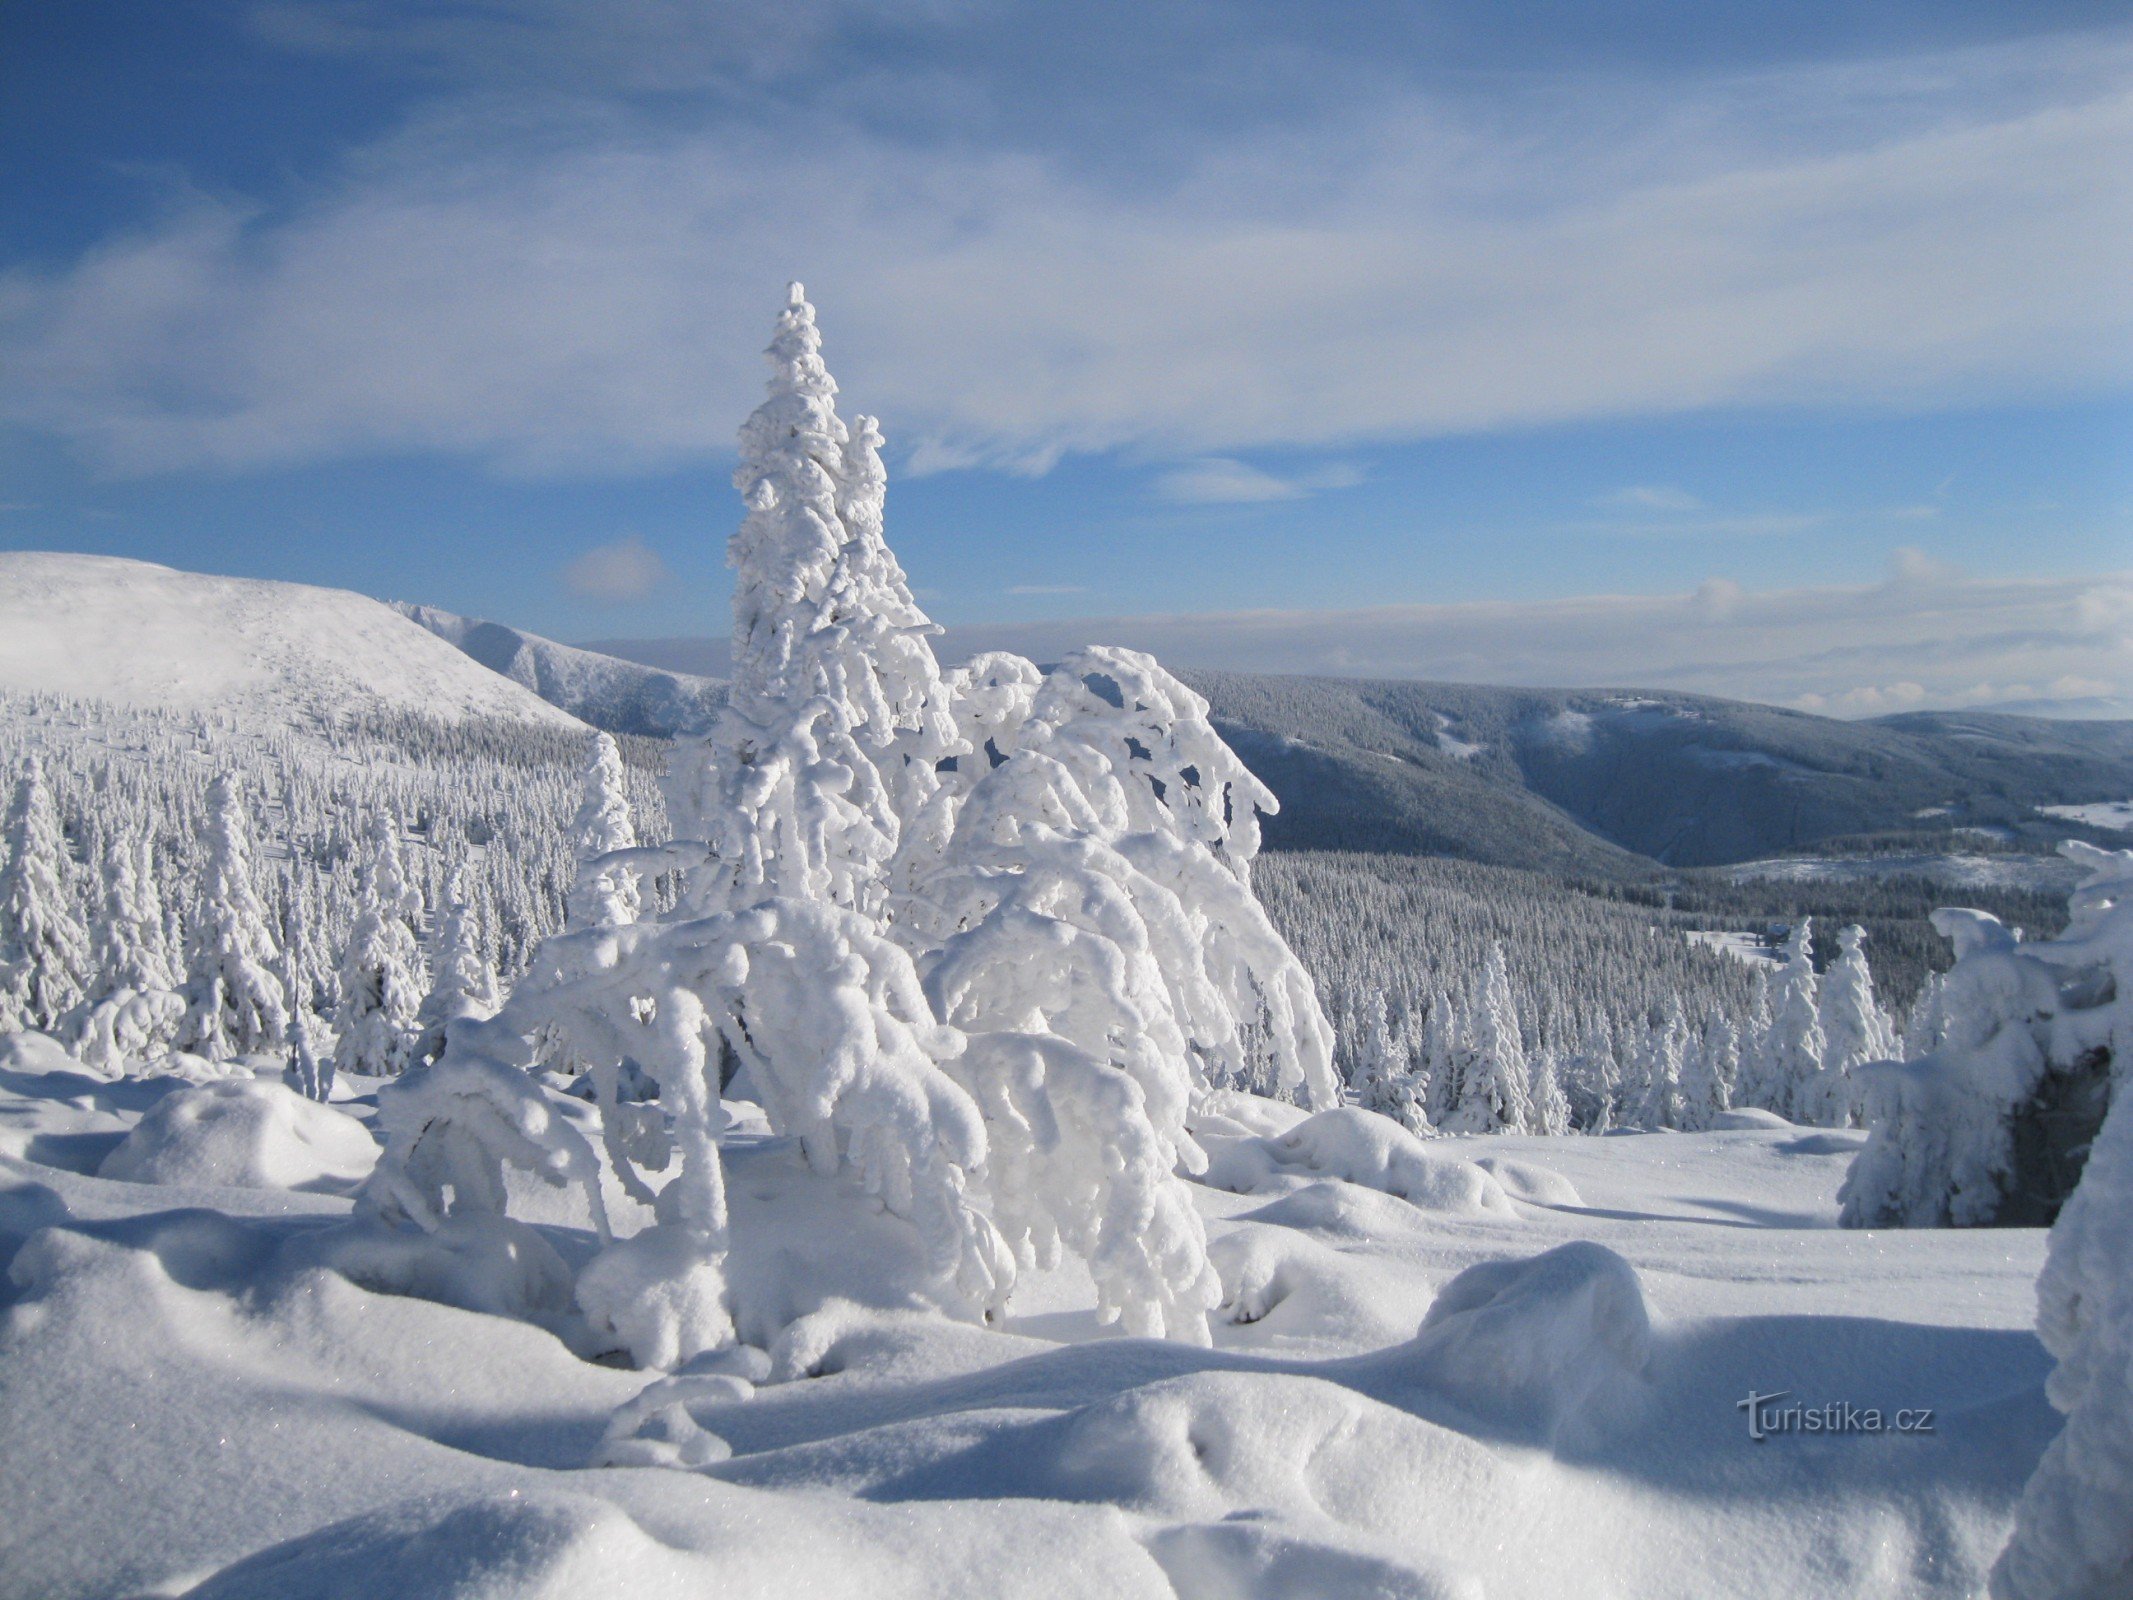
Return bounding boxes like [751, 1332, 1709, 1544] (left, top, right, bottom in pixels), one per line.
[0, 1050, 2062, 1600]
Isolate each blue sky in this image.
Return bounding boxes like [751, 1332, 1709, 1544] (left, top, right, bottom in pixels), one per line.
[2, 2, 2129, 710]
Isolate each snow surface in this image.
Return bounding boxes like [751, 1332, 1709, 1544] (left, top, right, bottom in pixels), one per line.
[1725, 853, 2082, 892]
[0, 1051, 2059, 1599]
[0, 553, 580, 731]
[2035, 800, 2133, 833]
[1685, 929, 1786, 968]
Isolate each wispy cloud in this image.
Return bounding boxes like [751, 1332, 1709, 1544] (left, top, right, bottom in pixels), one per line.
[1006, 582, 1086, 595]
[1593, 485, 1705, 513]
[1556, 512, 1827, 540]
[909, 553, 2133, 718]
[562, 534, 669, 604]
[1153, 458, 1363, 504]
[1, 26, 2126, 476]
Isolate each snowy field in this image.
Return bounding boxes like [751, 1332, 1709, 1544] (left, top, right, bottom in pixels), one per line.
[1724, 854, 2080, 892]
[2035, 801, 2133, 834]
[0, 1049, 2053, 1600]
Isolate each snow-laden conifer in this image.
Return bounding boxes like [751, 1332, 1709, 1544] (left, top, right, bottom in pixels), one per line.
[1743, 919, 1823, 1120]
[415, 865, 500, 1066]
[74, 827, 183, 1071]
[1528, 1045, 1571, 1136]
[1842, 844, 2133, 1231]
[1461, 943, 1533, 1133]
[665, 283, 958, 921]
[568, 731, 640, 929]
[333, 812, 425, 1078]
[1814, 924, 1893, 1126]
[175, 773, 287, 1060]
[1676, 1008, 1738, 1131]
[0, 755, 90, 1033]
[1991, 1082, 2133, 1600]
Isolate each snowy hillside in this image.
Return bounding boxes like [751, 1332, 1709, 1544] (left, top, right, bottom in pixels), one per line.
[395, 602, 724, 738]
[0, 553, 580, 733]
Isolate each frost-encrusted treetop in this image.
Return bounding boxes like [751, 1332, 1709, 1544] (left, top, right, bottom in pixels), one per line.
[671, 283, 961, 918]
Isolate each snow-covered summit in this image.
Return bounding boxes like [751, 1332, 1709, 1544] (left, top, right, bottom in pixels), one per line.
[394, 601, 724, 738]
[0, 552, 580, 731]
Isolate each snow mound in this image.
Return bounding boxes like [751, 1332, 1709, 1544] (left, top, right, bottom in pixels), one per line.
[1199, 1107, 1517, 1218]
[185, 1487, 723, 1600]
[1392, 1241, 1652, 1444]
[1471, 1155, 1583, 1207]
[0, 1030, 83, 1078]
[1147, 1521, 1479, 1600]
[98, 1079, 378, 1192]
[0, 552, 579, 730]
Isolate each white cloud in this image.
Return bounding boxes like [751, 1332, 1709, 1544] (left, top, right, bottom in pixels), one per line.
[1155, 459, 1304, 504]
[1006, 582, 1085, 595]
[909, 562, 2133, 718]
[562, 534, 669, 603]
[1594, 485, 1705, 512]
[0, 28, 2127, 475]
[1556, 511, 1826, 540]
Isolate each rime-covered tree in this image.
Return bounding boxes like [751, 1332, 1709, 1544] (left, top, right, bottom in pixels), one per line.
[1622, 1003, 1686, 1131]
[281, 887, 332, 1100]
[1814, 924, 1893, 1126]
[415, 865, 500, 1066]
[1352, 987, 1429, 1133]
[1677, 1008, 1738, 1131]
[0, 755, 90, 1033]
[568, 731, 641, 930]
[74, 827, 183, 1070]
[333, 813, 425, 1078]
[364, 287, 1333, 1359]
[1528, 1044, 1571, 1137]
[1743, 920, 1823, 1120]
[665, 282, 959, 922]
[175, 773, 287, 1060]
[1444, 944, 1531, 1133]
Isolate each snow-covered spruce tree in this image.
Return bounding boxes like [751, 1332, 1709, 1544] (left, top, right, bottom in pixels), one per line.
[1351, 987, 1430, 1133]
[1423, 992, 1469, 1129]
[1814, 924, 1894, 1126]
[1990, 1082, 2133, 1600]
[0, 755, 90, 1034]
[1676, 1008, 1738, 1131]
[175, 773, 287, 1061]
[74, 827, 184, 1072]
[1528, 1045, 1571, 1137]
[280, 887, 331, 1101]
[365, 286, 1333, 1359]
[1443, 944, 1532, 1133]
[1565, 1008, 1618, 1132]
[899, 646, 1333, 1334]
[568, 731, 641, 930]
[1742, 919, 1824, 1121]
[414, 865, 499, 1066]
[332, 813, 425, 1078]
[1841, 844, 2132, 1230]
[663, 282, 958, 923]
[1623, 1002, 1686, 1131]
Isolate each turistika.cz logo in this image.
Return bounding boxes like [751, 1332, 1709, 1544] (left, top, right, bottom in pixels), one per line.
[1736, 1389, 1936, 1442]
